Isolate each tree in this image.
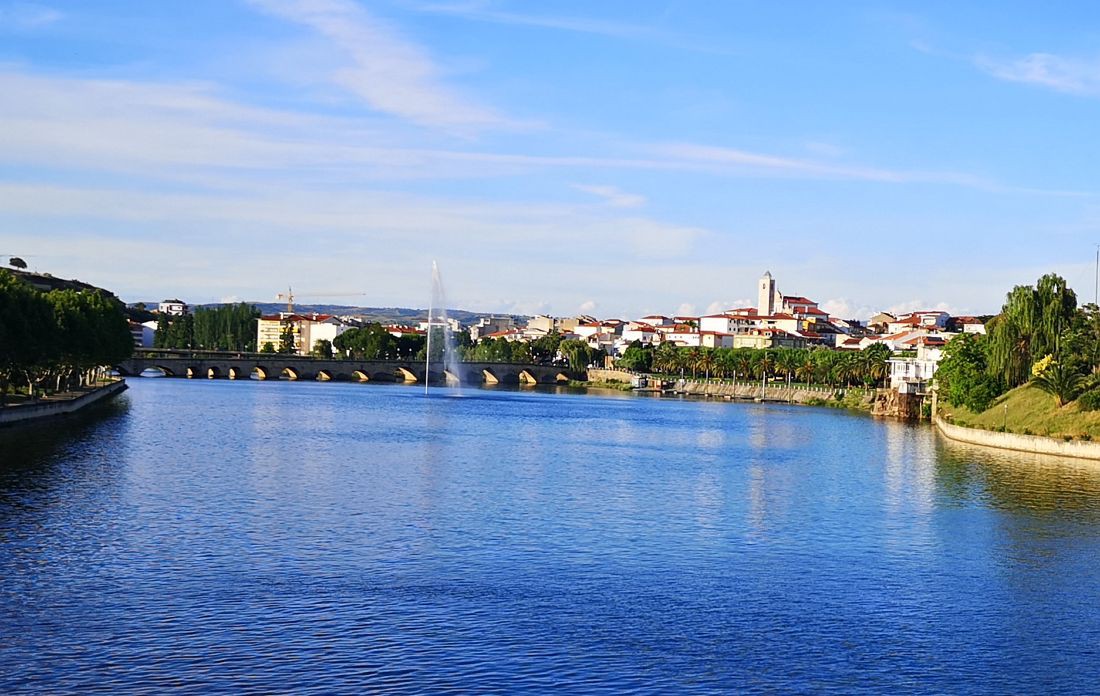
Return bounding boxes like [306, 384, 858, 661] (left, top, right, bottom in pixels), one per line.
[278, 321, 297, 354]
[618, 341, 652, 371]
[8, 257, 26, 270]
[988, 274, 1077, 388]
[311, 339, 334, 359]
[0, 271, 55, 403]
[1031, 356, 1083, 407]
[260, 341, 276, 354]
[860, 344, 891, 387]
[935, 333, 1003, 412]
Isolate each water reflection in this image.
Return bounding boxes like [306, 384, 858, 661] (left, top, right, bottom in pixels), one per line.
[935, 437, 1100, 519]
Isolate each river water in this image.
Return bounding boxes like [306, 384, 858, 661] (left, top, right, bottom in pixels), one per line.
[3, 378, 1100, 693]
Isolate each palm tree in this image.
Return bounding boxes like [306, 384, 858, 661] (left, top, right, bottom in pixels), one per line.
[796, 359, 816, 385]
[1032, 359, 1083, 407]
[696, 348, 716, 381]
[686, 347, 702, 378]
[775, 349, 799, 390]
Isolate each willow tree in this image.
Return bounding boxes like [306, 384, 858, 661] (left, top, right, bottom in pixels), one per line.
[988, 273, 1077, 388]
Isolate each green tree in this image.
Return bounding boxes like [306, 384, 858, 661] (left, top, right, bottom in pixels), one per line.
[278, 322, 296, 354]
[935, 333, 1003, 412]
[260, 341, 276, 354]
[617, 341, 653, 371]
[988, 273, 1077, 388]
[311, 339, 334, 359]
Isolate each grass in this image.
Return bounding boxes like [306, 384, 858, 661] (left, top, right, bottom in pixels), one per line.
[940, 384, 1100, 439]
[570, 379, 634, 391]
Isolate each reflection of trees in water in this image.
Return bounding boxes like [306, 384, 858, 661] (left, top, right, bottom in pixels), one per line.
[934, 439, 1100, 520]
[0, 398, 131, 507]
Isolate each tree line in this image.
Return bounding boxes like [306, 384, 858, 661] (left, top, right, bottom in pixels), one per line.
[617, 341, 892, 388]
[0, 270, 132, 404]
[154, 303, 260, 352]
[330, 325, 602, 368]
[936, 273, 1100, 411]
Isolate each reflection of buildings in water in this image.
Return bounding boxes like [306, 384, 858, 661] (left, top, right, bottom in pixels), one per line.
[883, 420, 937, 517]
[692, 471, 723, 539]
[747, 461, 767, 535]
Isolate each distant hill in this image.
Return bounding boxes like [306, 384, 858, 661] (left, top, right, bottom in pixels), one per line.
[133, 301, 525, 327]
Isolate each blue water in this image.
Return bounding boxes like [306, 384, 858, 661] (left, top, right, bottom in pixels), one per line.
[3, 379, 1100, 693]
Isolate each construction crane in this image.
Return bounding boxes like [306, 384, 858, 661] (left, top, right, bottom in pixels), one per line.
[275, 287, 369, 313]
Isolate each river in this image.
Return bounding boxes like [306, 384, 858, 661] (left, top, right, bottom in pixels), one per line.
[3, 378, 1100, 693]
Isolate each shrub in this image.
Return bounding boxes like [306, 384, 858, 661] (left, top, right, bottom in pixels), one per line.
[1077, 389, 1100, 412]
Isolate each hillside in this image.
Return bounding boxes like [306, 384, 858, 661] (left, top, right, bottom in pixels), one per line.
[133, 301, 525, 327]
[939, 384, 1100, 439]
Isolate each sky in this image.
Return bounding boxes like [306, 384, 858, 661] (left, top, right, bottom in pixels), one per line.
[1, 0, 1099, 319]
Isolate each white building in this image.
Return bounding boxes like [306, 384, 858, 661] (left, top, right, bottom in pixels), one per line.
[129, 321, 156, 348]
[158, 299, 188, 316]
[888, 337, 947, 394]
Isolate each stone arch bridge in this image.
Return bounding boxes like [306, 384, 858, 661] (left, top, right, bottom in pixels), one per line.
[116, 352, 580, 386]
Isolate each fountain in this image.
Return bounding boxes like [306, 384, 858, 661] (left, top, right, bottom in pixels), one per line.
[425, 261, 463, 393]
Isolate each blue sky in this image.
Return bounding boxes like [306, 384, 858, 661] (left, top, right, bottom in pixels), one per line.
[1, 0, 1098, 318]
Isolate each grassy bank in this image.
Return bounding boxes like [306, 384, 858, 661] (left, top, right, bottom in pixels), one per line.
[940, 384, 1100, 440]
[804, 388, 876, 413]
[569, 379, 634, 391]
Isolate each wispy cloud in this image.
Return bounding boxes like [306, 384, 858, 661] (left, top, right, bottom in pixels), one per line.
[0, 69, 1088, 200]
[975, 52, 1100, 97]
[571, 184, 646, 208]
[0, 2, 61, 29]
[245, 0, 513, 130]
[413, 0, 654, 40]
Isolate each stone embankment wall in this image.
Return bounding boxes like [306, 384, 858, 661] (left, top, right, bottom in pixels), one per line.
[0, 380, 127, 426]
[675, 380, 859, 405]
[935, 416, 1100, 461]
[586, 368, 640, 384]
[871, 389, 925, 419]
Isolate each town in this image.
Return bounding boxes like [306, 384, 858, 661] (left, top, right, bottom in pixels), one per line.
[129, 270, 988, 396]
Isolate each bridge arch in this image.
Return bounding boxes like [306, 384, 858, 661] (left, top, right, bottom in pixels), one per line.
[556, 372, 571, 384]
[207, 367, 221, 379]
[482, 368, 499, 385]
[396, 367, 418, 383]
[251, 366, 269, 380]
[186, 366, 196, 379]
[442, 369, 461, 386]
[228, 366, 242, 380]
[519, 369, 538, 385]
[144, 365, 174, 377]
[353, 370, 370, 382]
[281, 367, 300, 381]
[317, 369, 333, 382]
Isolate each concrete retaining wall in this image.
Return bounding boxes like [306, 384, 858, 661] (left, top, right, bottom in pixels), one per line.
[0, 380, 127, 426]
[935, 416, 1100, 461]
[586, 368, 640, 383]
[676, 380, 852, 405]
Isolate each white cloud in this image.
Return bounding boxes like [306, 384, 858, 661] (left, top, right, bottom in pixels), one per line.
[245, 0, 513, 130]
[976, 52, 1100, 97]
[676, 303, 696, 317]
[887, 299, 957, 316]
[821, 298, 874, 321]
[578, 300, 598, 315]
[571, 183, 646, 208]
[414, 1, 654, 40]
[704, 299, 753, 314]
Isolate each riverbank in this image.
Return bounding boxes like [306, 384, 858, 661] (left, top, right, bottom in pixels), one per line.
[935, 415, 1100, 461]
[0, 380, 127, 427]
